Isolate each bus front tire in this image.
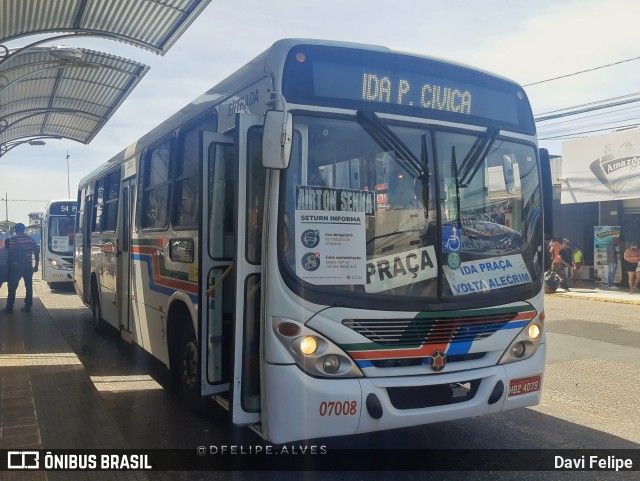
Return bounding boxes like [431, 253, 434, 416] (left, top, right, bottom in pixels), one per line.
[179, 323, 206, 414]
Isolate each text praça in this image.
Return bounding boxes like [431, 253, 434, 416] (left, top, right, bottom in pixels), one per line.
[362, 73, 472, 114]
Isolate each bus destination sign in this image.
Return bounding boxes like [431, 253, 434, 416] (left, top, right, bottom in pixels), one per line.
[282, 45, 535, 133]
[49, 202, 77, 216]
[362, 73, 471, 115]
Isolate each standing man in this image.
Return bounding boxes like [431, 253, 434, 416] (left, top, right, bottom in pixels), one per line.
[0, 239, 10, 290]
[606, 236, 621, 290]
[557, 238, 573, 291]
[1, 223, 39, 313]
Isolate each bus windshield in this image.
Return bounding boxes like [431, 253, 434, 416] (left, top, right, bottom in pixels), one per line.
[47, 216, 75, 255]
[279, 114, 542, 303]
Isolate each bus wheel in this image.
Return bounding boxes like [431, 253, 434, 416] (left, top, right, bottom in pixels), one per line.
[91, 286, 106, 334]
[179, 323, 205, 414]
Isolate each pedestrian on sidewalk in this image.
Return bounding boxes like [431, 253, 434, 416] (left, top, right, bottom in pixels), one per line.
[623, 242, 640, 293]
[572, 242, 584, 288]
[606, 236, 621, 289]
[2, 223, 40, 313]
[555, 238, 573, 291]
[0, 239, 10, 290]
[550, 237, 565, 284]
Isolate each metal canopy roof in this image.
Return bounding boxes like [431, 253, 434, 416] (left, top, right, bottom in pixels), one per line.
[0, 46, 149, 155]
[0, 0, 212, 156]
[0, 0, 213, 55]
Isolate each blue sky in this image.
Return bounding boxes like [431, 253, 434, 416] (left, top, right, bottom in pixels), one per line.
[2, 0, 640, 222]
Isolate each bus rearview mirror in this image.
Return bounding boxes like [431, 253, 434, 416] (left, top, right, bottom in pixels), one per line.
[263, 111, 292, 170]
[502, 155, 515, 194]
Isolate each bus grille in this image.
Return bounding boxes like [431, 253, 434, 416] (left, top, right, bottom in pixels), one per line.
[342, 312, 517, 347]
[387, 379, 481, 409]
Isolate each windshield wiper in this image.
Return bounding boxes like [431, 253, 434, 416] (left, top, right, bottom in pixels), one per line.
[458, 129, 498, 187]
[421, 133, 430, 217]
[356, 110, 425, 178]
[451, 146, 462, 229]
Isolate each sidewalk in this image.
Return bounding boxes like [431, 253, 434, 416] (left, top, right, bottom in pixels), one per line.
[546, 279, 640, 305]
[0, 282, 146, 480]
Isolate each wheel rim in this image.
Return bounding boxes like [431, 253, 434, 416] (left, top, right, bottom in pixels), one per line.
[182, 339, 198, 390]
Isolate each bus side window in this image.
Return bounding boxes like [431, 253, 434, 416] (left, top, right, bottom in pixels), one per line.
[103, 170, 120, 231]
[141, 139, 172, 230]
[92, 180, 104, 233]
[173, 127, 200, 228]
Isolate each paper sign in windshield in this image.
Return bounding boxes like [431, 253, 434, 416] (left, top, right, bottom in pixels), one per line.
[365, 246, 438, 293]
[444, 254, 531, 295]
[295, 210, 366, 285]
[52, 236, 70, 252]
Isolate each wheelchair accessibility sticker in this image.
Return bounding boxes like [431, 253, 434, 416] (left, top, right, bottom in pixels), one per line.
[442, 226, 461, 252]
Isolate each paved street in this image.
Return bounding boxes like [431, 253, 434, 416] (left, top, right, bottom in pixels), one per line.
[1, 279, 638, 480]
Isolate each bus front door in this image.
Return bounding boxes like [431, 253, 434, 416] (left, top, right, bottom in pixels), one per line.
[199, 132, 235, 399]
[199, 115, 264, 428]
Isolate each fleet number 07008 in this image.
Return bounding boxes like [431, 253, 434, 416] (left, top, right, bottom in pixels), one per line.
[319, 401, 358, 416]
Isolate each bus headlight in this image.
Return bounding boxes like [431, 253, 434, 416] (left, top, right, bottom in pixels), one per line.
[47, 258, 67, 270]
[498, 318, 544, 365]
[528, 324, 541, 340]
[510, 342, 526, 358]
[273, 318, 362, 378]
[322, 354, 341, 374]
[300, 336, 318, 355]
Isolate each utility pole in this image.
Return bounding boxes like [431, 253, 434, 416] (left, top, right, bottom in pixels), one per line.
[66, 151, 71, 199]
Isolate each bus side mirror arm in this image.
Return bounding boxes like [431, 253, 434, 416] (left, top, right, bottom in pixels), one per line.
[263, 93, 292, 170]
[262, 110, 292, 170]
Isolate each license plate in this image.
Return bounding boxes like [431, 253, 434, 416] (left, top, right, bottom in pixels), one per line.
[508, 375, 541, 397]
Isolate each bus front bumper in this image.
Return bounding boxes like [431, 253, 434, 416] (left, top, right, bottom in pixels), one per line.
[263, 342, 545, 444]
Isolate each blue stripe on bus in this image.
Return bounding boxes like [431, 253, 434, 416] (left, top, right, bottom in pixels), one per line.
[132, 253, 199, 304]
[446, 340, 472, 356]
[500, 320, 529, 330]
[355, 360, 374, 369]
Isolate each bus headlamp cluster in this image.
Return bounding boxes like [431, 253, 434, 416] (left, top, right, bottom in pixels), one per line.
[47, 257, 70, 269]
[274, 319, 362, 378]
[498, 313, 544, 365]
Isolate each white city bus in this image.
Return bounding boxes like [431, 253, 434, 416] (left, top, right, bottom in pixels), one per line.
[42, 200, 77, 288]
[74, 39, 551, 444]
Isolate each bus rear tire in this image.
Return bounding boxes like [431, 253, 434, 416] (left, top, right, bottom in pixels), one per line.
[91, 286, 106, 334]
[179, 323, 206, 414]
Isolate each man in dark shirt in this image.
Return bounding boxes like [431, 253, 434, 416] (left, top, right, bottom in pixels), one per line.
[606, 236, 620, 289]
[557, 238, 573, 291]
[2, 223, 40, 313]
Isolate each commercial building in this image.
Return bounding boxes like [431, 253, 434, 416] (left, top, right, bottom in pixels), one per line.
[552, 127, 640, 287]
